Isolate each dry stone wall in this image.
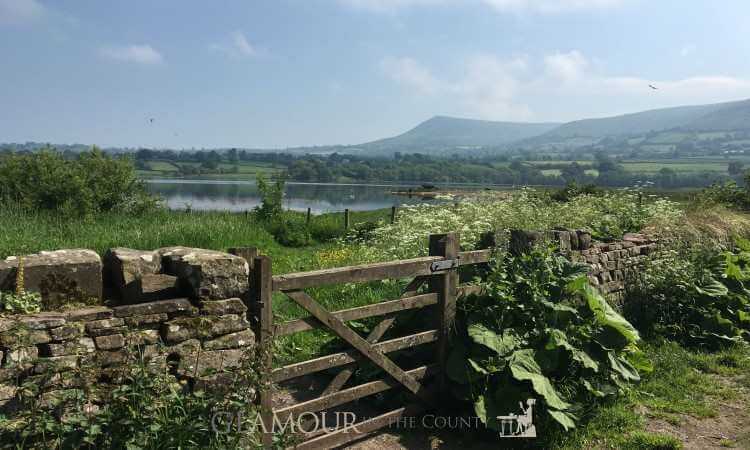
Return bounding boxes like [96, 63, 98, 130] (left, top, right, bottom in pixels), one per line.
[508, 229, 657, 296]
[0, 297, 255, 412]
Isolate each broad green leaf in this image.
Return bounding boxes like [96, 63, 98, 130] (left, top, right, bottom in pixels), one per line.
[544, 329, 599, 372]
[474, 395, 487, 423]
[608, 352, 640, 382]
[623, 346, 653, 374]
[468, 323, 519, 356]
[508, 350, 570, 410]
[580, 281, 640, 344]
[695, 278, 729, 298]
[446, 343, 488, 384]
[582, 379, 606, 397]
[547, 409, 577, 431]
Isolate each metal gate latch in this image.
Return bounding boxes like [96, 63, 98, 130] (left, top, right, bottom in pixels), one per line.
[430, 258, 459, 272]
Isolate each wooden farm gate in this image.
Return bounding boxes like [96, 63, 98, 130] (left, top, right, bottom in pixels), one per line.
[248, 233, 492, 449]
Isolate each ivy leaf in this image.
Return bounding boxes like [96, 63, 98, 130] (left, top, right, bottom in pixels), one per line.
[468, 323, 519, 356]
[508, 350, 571, 410]
[547, 409, 577, 431]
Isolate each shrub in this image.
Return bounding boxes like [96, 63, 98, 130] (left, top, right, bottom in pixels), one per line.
[623, 240, 750, 348]
[551, 182, 600, 202]
[254, 175, 285, 222]
[449, 247, 649, 432]
[0, 148, 159, 216]
[266, 216, 311, 247]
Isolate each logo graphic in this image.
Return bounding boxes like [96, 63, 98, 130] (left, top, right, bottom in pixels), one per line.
[496, 399, 537, 438]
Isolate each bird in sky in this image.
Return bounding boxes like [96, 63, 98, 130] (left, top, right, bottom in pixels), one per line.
[149, 118, 155, 123]
[649, 84, 659, 90]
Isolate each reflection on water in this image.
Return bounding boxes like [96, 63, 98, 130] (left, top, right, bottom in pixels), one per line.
[146, 179, 445, 213]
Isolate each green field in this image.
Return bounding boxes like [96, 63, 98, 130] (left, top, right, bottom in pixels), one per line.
[621, 160, 728, 173]
[137, 159, 284, 180]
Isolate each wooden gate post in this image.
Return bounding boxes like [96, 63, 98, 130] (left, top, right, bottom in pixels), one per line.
[306, 207, 311, 225]
[251, 255, 274, 449]
[390, 206, 397, 224]
[428, 233, 459, 392]
[344, 209, 350, 230]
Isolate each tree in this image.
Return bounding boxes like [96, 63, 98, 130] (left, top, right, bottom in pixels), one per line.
[728, 161, 744, 176]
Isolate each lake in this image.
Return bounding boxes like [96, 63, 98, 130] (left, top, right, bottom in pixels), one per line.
[145, 179, 451, 213]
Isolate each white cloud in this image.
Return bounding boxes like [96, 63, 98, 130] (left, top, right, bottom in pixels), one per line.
[380, 56, 443, 94]
[381, 50, 750, 121]
[481, 0, 626, 13]
[0, 0, 45, 25]
[340, 0, 628, 13]
[544, 50, 588, 82]
[231, 31, 257, 56]
[210, 31, 259, 58]
[339, 0, 447, 13]
[100, 45, 164, 65]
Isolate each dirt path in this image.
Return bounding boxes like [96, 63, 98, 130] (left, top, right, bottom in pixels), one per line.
[644, 375, 750, 450]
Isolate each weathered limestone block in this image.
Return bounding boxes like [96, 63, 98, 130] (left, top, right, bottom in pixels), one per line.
[0, 326, 50, 346]
[176, 349, 244, 377]
[113, 298, 193, 318]
[49, 323, 84, 341]
[0, 367, 19, 383]
[0, 250, 102, 303]
[32, 355, 78, 374]
[19, 313, 66, 330]
[5, 346, 38, 367]
[623, 233, 650, 245]
[158, 247, 250, 300]
[117, 273, 180, 305]
[576, 230, 592, 250]
[96, 350, 128, 367]
[85, 318, 125, 335]
[0, 318, 13, 333]
[103, 247, 160, 289]
[200, 298, 247, 316]
[67, 307, 113, 322]
[552, 230, 572, 252]
[40, 341, 89, 357]
[203, 329, 255, 351]
[509, 230, 545, 255]
[79, 337, 96, 353]
[0, 384, 17, 401]
[95, 334, 125, 351]
[168, 339, 201, 358]
[125, 329, 160, 346]
[124, 313, 168, 329]
[162, 314, 250, 344]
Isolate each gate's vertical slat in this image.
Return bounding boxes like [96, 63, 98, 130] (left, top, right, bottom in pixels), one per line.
[252, 255, 274, 449]
[429, 232, 459, 392]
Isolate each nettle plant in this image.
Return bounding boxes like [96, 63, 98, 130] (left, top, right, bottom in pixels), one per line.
[448, 247, 650, 432]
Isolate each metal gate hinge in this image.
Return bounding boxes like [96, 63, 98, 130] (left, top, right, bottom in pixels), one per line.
[430, 258, 460, 272]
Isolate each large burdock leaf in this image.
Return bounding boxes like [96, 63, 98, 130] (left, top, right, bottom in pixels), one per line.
[573, 278, 640, 344]
[447, 342, 490, 384]
[547, 409, 577, 431]
[695, 277, 729, 298]
[607, 352, 640, 382]
[545, 329, 599, 372]
[468, 322, 519, 356]
[508, 350, 570, 411]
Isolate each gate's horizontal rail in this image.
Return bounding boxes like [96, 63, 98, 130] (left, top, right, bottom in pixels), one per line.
[274, 364, 436, 421]
[273, 330, 438, 382]
[275, 293, 438, 336]
[272, 256, 442, 291]
[458, 284, 485, 298]
[457, 249, 492, 265]
[292, 403, 425, 450]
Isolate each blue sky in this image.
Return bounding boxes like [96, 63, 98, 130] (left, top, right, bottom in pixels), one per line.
[2, 0, 750, 148]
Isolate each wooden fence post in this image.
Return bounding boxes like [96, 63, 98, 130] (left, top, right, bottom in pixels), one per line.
[428, 233, 459, 393]
[390, 206, 397, 224]
[306, 207, 311, 225]
[251, 255, 274, 449]
[344, 209, 350, 230]
[228, 247, 258, 271]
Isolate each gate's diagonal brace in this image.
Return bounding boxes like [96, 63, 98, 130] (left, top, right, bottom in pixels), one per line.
[322, 315, 395, 396]
[283, 290, 433, 405]
[322, 275, 429, 395]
